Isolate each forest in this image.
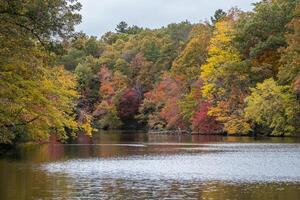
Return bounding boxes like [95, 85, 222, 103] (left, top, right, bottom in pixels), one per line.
[1, 0, 300, 145]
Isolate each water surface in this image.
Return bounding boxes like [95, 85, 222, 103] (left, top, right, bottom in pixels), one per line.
[1, 131, 300, 199]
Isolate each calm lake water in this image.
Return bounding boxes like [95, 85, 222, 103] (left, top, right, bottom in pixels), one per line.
[1, 131, 300, 200]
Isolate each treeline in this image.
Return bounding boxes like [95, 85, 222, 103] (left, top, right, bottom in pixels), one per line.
[1, 0, 300, 145]
[68, 0, 300, 137]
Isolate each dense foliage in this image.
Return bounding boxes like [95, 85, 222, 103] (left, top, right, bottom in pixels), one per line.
[0, 0, 89, 144]
[1, 0, 300, 144]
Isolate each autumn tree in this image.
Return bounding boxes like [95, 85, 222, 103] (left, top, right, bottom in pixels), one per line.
[178, 80, 203, 125]
[0, 0, 83, 144]
[278, 3, 300, 85]
[50, 0, 300, 137]
[178, 80, 222, 133]
[245, 79, 300, 136]
[190, 102, 223, 134]
[140, 73, 185, 130]
[294, 76, 300, 99]
[130, 53, 157, 92]
[234, 0, 299, 82]
[0, 65, 80, 143]
[200, 17, 252, 135]
[118, 88, 141, 128]
[93, 66, 129, 129]
[172, 24, 212, 87]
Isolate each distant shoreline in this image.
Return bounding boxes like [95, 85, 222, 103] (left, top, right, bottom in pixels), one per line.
[147, 130, 300, 138]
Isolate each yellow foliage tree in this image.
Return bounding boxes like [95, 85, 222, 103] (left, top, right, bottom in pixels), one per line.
[0, 54, 80, 143]
[200, 18, 252, 135]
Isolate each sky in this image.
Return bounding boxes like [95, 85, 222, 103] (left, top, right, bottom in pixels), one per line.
[77, 0, 259, 37]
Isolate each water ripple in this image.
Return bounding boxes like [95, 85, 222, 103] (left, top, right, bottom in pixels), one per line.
[42, 143, 300, 183]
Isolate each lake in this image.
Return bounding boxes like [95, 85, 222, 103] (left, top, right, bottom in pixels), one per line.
[1, 131, 300, 199]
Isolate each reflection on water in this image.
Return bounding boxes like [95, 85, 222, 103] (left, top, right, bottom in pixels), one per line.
[43, 144, 300, 183]
[1, 131, 300, 199]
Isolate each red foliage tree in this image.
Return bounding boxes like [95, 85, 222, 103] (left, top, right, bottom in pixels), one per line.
[98, 65, 115, 102]
[191, 102, 223, 134]
[118, 88, 141, 120]
[160, 100, 186, 129]
[145, 73, 186, 129]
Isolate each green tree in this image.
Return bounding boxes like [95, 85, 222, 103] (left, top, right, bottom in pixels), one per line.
[211, 9, 227, 24]
[164, 21, 193, 47]
[172, 24, 212, 87]
[115, 21, 129, 33]
[245, 79, 300, 136]
[127, 25, 143, 34]
[0, 0, 81, 50]
[75, 63, 93, 92]
[234, 0, 299, 82]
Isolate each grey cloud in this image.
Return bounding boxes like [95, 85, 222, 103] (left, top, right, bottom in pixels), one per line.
[77, 0, 258, 36]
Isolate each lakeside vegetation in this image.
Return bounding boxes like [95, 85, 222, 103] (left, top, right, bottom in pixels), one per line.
[1, 0, 300, 145]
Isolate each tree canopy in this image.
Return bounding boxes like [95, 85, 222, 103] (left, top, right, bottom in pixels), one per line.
[0, 0, 87, 144]
[2, 0, 300, 145]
